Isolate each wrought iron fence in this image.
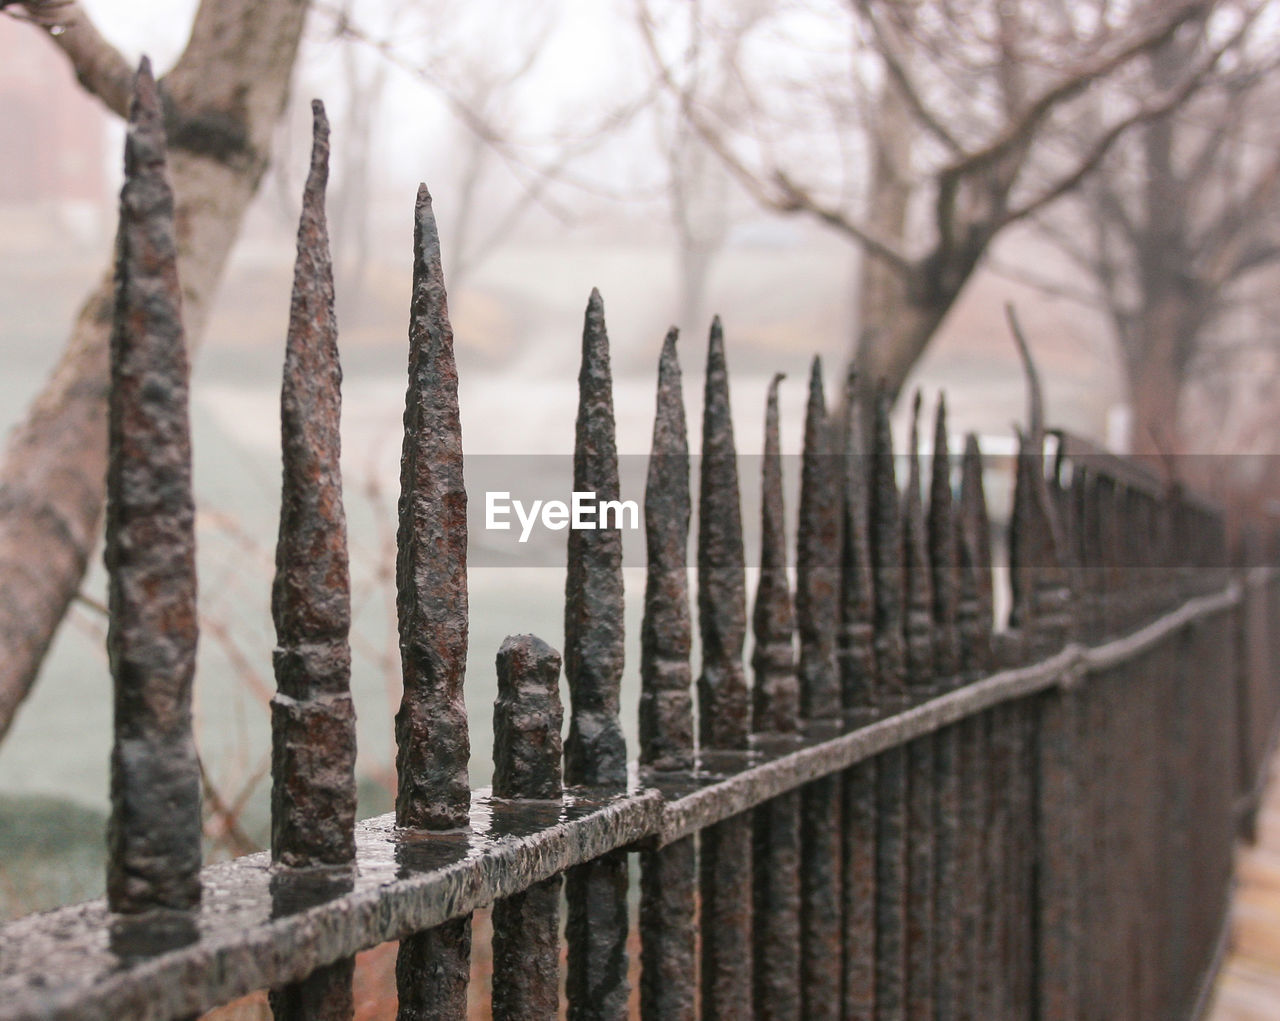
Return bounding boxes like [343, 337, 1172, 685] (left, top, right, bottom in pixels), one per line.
[1, 63, 1277, 1021]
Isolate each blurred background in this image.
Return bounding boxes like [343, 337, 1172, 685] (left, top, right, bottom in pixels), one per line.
[1, 0, 1278, 920]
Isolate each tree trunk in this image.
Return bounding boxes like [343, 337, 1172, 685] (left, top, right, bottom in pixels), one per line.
[0, 0, 310, 741]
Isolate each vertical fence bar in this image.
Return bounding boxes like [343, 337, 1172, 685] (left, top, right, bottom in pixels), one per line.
[839, 373, 878, 1021]
[796, 358, 842, 1021]
[394, 185, 472, 1021]
[491, 635, 564, 1021]
[564, 289, 630, 1021]
[639, 329, 697, 1021]
[697, 317, 753, 1020]
[268, 100, 357, 1021]
[902, 394, 936, 1021]
[870, 383, 909, 1021]
[927, 397, 961, 1021]
[751, 373, 803, 1021]
[1012, 431, 1080, 1021]
[956, 435, 999, 1019]
[105, 57, 202, 917]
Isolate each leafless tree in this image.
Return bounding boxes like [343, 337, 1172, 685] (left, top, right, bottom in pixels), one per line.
[636, 0, 1255, 418]
[0, 0, 312, 740]
[1017, 2, 1280, 457]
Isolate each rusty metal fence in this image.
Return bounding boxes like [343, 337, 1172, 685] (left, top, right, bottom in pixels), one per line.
[2, 65, 1278, 1021]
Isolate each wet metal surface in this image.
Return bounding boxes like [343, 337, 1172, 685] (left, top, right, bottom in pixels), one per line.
[491, 634, 564, 1020]
[394, 184, 470, 831]
[104, 58, 202, 916]
[0, 791, 661, 1021]
[564, 290, 630, 1021]
[839, 375, 877, 1021]
[269, 99, 357, 1021]
[0, 582, 1247, 1020]
[394, 184, 473, 1020]
[796, 358, 842, 1021]
[838, 373, 876, 724]
[696, 320, 752, 1019]
[640, 836, 697, 1021]
[753, 373, 798, 734]
[696, 317, 750, 749]
[902, 398, 936, 1021]
[640, 328, 693, 772]
[870, 385, 908, 1021]
[270, 99, 356, 872]
[638, 331, 697, 1021]
[751, 372, 801, 1021]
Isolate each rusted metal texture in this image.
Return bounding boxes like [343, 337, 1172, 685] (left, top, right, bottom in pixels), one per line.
[267, 98, 357, 1021]
[564, 290, 630, 1021]
[753, 372, 798, 734]
[695, 320, 752, 1019]
[838, 372, 877, 724]
[565, 288, 627, 787]
[697, 316, 750, 748]
[394, 184, 472, 1021]
[270, 99, 356, 872]
[638, 331, 697, 1021]
[0, 581, 1250, 1020]
[838, 374, 877, 1021]
[104, 57, 202, 916]
[566, 854, 630, 1021]
[926, 399, 960, 1020]
[901, 396, 936, 1021]
[268, 959, 354, 1021]
[868, 383, 908, 1021]
[394, 184, 470, 830]
[492, 635, 564, 801]
[753, 790, 801, 1021]
[928, 397, 959, 687]
[954, 433, 994, 1016]
[750, 372, 802, 1021]
[902, 393, 935, 700]
[794, 358, 842, 1021]
[956, 436, 994, 679]
[396, 918, 470, 1021]
[640, 836, 697, 1021]
[492, 635, 564, 1021]
[700, 811, 754, 1020]
[797, 357, 842, 723]
[640, 328, 694, 771]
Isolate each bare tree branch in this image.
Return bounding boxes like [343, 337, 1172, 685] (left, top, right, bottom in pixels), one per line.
[9, 1, 133, 117]
[857, 0, 963, 154]
[939, 0, 1206, 187]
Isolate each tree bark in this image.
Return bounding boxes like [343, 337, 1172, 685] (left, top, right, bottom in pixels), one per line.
[0, 0, 310, 741]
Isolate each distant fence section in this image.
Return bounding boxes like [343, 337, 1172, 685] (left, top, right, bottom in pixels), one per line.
[1, 65, 1278, 1021]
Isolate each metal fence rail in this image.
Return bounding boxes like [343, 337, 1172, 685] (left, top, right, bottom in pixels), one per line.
[1, 63, 1277, 1021]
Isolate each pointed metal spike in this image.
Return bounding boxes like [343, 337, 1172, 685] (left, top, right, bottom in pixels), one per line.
[1010, 428, 1073, 654]
[956, 433, 993, 677]
[105, 56, 201, 913]
[270, 98, 356, 869]
[928, 394, 959, 686]
[797, 356, 841, 722]
[640, 328, 694, 770]
[869, 382, 907, 709]
[902, 390, 934, 694]
[565, 289, 627, 786]
[394, 184, 470, 829]
[697, 317, 749, 749]
[752, 372, 797, 734]
[838, 370, 876, 721]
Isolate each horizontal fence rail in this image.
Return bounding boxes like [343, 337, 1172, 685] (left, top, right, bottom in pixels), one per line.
[2, 63, 1279, 1021]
